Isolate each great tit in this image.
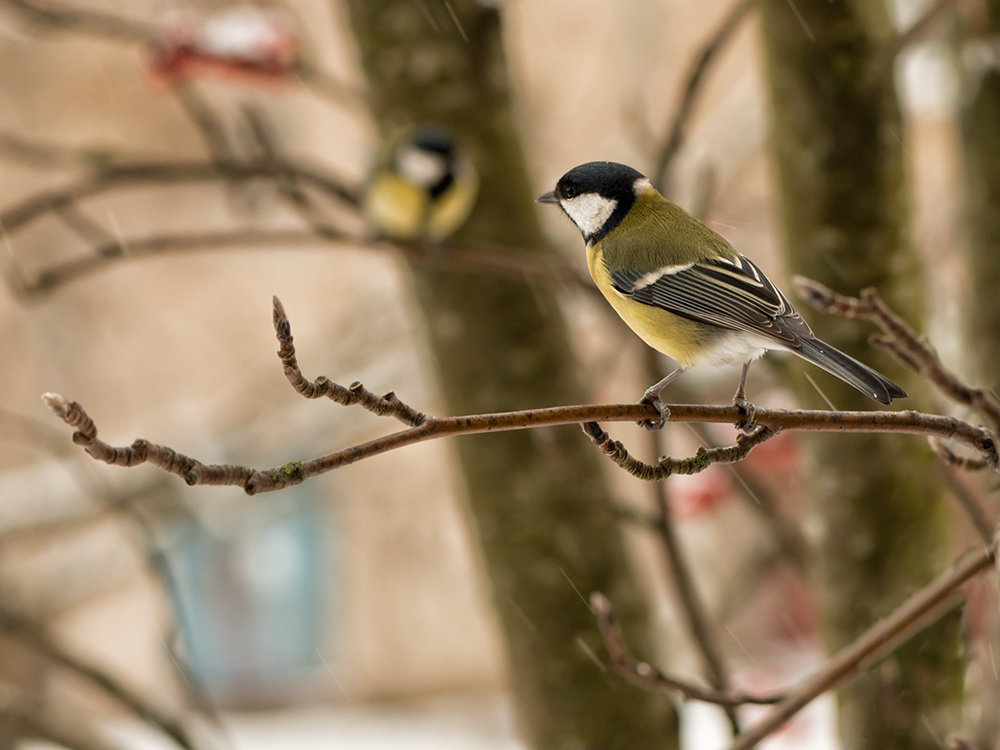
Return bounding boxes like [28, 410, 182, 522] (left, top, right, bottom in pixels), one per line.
[362, 124, 479, 242]
[537, 161, 906, 429]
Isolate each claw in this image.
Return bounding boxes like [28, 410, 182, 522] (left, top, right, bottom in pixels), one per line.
[638, 394, 670, 430]
[733, 396, 757, 433]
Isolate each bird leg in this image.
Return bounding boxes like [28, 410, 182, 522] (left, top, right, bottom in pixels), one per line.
[638, 366, 687, 430]
[732, 361, 757, 432]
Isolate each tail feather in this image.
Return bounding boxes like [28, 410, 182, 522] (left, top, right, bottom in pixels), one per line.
[793, 337, 906, 405]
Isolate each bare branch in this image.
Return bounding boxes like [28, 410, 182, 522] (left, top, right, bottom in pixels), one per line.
[631, 374, 742, 731]
[0, 130, 135, 169]
[0, 151, 596, 299]
[2, 0, 157, 44]
[170, 84, 238, 162]
[931, 436, 997, 473]
[12, 231, 590, 300]
[683, 418, 809, 569]
[273, 295, 427, 426]
[240, 103, 355, 238]
[294, 61, 369, 111]
[883, 0, 962, 61]
[51, 202, 117, 246]
[23, 229, 332, 296]
[590, 592, 784, 707]
[44, 392, 996, 494]
[794, 276, 1000, 432]
[0, 604, 197, 750]
[0, 690, 129, 750]
[40, 296, 999, 494]
[644, 430, 740, 731]
[936, 458, 996, 544]
[727, 539, 998, 750]
[0, 158, 359, 236]
[583, 421, 779, 481]
[652, 0, 754, 186]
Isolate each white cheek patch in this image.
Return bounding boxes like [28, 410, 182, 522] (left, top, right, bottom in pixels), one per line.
[397, 147, 448, 188]
[561, 193, 617, 237]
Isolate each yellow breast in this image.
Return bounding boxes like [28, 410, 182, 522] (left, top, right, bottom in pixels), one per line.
[362, 171, 479, 242]
[362, 173, 428, 240]
[586, 243, 713, 367]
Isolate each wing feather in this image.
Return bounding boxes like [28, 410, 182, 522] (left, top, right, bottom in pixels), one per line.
[609, 254, 814, 347]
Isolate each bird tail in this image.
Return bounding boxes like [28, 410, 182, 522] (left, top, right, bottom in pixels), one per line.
[792, 337, 907, 405]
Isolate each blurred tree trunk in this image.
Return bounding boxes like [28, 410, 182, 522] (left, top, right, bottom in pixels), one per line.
[343, 2, 678, 747]
[758, 2, 962, 748]
[959, 2, 1000, 388]
[957, 5, 1000, 747]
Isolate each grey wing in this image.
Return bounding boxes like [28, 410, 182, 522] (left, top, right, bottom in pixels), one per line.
[608, 254, 814, 347]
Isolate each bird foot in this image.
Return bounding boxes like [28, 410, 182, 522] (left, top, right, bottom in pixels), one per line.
[732, 396, 757, 433]
[638, 394, 670, 430]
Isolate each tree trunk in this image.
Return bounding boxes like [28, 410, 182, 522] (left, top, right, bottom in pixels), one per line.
[959, 1, 1000, 388]
[343, 2, 678, 747]
[758, 2, 962, 748]
[957, 4, 1000, 746]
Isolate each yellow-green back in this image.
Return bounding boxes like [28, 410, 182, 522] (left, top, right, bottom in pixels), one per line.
[599, 189, 739, 274]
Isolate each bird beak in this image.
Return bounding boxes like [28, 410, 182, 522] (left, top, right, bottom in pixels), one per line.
[535, 190, 559, 205]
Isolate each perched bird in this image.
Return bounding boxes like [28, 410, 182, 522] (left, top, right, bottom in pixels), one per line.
[362, 124, 479, 242]
[536, 161, 906, 429]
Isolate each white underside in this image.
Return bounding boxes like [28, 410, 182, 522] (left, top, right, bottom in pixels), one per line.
[685, 332, 785, 368]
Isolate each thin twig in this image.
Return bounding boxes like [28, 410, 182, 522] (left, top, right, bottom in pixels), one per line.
[0, 131, 134, 169]
[23, 229, 334, 296]
[0, 153, 595, 298]
[294, 62, 369, 111]
[0, 158, 359, 235]
[683, 419, 809, 569]
[936, 459, 996, 544]
[636, 359, 741, 733]
[655, 490, 742, 726]
[652, 471, 741, 730]
[52, 203, 116, 247]
[653, 0, 754, 186]
[3, 0, 370, 121]
[11, 231, 590, 300]
[0, 691, 128, 750]
[583, 421, 780, 481]
[0, 604, 197, 750]
[794, 277, 1000, 432]
[930, 435, 995, 473]
[273, 296, 427, 426]
[41, 296, 999, 494]
[2, 0, 157, 44]
[42, 387, 998, 494]
[241, 103, 350, 236]
[171, 84, 237, 162]
[590, 592, 784, 707]
[728, 539, 998, 750]
[883, 0, 963, 62]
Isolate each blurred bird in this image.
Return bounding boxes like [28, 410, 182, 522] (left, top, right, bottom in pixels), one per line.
[537, 161, 906, 429]
[362, 125, 479, 242]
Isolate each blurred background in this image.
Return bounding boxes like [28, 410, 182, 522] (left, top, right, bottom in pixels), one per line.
[0, 1, 992, 749]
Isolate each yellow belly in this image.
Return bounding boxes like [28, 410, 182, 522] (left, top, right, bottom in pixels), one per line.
[587, 244, 716, 366]
[362, 174, 427, 239]
[362, 172, 478, 242]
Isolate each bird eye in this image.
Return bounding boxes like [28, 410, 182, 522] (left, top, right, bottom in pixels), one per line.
[562, 185, 577, 199]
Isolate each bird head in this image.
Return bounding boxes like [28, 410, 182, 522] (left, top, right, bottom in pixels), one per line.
[537, 161, 650, 243]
